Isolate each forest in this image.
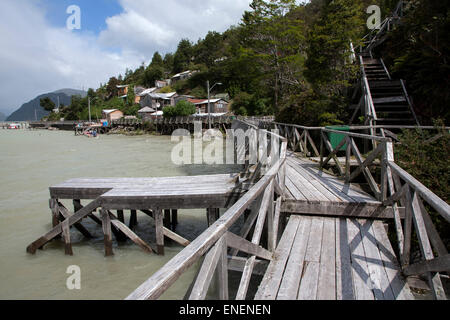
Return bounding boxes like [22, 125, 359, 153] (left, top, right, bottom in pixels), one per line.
[45, 0, 448, 127]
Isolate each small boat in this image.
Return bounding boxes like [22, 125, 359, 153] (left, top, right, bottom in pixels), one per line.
[7, 123, 20, 129]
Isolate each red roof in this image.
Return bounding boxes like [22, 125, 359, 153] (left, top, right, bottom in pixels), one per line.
[187, 98, 207, 104]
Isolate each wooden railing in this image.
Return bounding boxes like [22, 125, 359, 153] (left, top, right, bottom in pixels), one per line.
[318, 127, 449, 299]
[126, 120, 287, 300]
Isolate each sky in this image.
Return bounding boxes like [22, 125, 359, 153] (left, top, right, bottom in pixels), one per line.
[0, 0, 254, 115]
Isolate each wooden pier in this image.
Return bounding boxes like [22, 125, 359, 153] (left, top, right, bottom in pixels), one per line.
[26, 119, 450, 300]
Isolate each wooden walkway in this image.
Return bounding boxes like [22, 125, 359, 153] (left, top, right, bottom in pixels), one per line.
[255, 215, 413, 300]
[282, 153, 399, 219]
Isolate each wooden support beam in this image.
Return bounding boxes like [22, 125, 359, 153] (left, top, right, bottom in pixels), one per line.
[110, 219, 153, 254]
[225, 232, 272, 261]
[153, 208, 164, 255]
[73, 199, 102, 226]
[27, 198, 102, 254]
[189, 237, 225, 300]
[61, 218, 73, 256]
[101, 209, 114, 257]
[50, 198, 59, 228]
[171, 209, 178, 231]
[403, 254, 450, 276]
[164, 209, 171, 229]
[117, 210, 124, 223]
[57, 202, 93, 239]
[129, 210, 138, 230]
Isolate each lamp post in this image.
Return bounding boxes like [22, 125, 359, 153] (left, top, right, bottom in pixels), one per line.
[207, 80, 222, 129]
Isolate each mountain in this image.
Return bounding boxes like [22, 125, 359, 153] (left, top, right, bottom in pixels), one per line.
[6, 89, 87, 121]
[0, 112, 6, 121]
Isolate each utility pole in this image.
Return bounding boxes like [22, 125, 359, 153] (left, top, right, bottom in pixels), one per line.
[88, 97, 91, 122]
[207, 80, 210, 129]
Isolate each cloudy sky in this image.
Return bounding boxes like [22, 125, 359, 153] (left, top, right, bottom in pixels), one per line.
[0, 0, 253, 115]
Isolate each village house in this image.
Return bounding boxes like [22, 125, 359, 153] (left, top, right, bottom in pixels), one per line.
[116, 85, 129, 98]
[187, 98, 229, 114]
[155, 79, 171, 89]
[102, 109, 124, 124]
[171, 70, 198, 84]
[141, 92, 178, 110]
[137, 106, 156, 121]
[136, 87, 158, 106]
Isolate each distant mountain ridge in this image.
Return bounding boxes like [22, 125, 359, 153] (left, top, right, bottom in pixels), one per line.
[6, 89, 87, 121]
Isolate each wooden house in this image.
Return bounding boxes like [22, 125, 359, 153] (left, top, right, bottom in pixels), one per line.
[102, 109, 124, 123]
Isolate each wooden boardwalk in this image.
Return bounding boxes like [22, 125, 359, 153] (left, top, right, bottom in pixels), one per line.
[255, 215, 413, 300]
[282, 153, 399, 219]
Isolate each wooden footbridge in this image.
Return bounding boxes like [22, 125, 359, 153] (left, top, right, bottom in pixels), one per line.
[26, 118, 449, 300]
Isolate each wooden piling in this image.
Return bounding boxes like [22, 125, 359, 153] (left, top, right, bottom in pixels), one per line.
[101, 209, 114, 256]
[153, 208, 164, 255]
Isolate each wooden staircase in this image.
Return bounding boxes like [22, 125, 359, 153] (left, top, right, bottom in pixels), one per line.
[359, 56, 420, 127]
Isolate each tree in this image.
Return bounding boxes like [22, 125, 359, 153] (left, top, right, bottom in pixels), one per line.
[163, 53, 174, 75]
[40, 97, 56, 111]
[150, 51, 163, 67]
[106, 77, 120, 99]
[143, 66, 163, 87]
[163, 100, 196, 117]
[173, 39, 193, 73]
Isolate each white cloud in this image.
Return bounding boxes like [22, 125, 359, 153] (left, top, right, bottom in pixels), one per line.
[0, 0, 252, 115]
[98, 0, 252, 55]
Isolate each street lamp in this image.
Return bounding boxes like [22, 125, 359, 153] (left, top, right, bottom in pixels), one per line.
[207, 80, 222, 129]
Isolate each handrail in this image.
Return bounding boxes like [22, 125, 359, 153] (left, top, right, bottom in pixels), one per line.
[127, 119, 287, 300]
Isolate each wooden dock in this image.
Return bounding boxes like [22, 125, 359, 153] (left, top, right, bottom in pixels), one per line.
[27, 174, 246, 256]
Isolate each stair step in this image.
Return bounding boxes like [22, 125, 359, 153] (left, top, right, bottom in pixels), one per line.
[373, 96, 406, 104]
[376, 118, 415, 122]
[368, 80, 401, 87]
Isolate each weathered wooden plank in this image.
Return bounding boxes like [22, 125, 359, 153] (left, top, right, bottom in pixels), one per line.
[403, 254, 450, 276]
[410, 191, 446, 300]
[110, 219, 153, 254]
[287, 159, 342, 202]
[417, 197, 448, 257]
[254, 215, 300, 300]
[277, 216, 311, 300]
[317, 217, 337, 300]
[216, 236, 229, 300]
[304, 217, 324, 263]
[358, 219, 394, 300]
[227, 256, 268, 276]
[225, 232, 272, 261]
[346, 218, 374, 300]
[335, 218, 354, 300]
[297, 261, 320, 300]
[389, 161, 450, 222]
[371, 220, 414, 300]
[281, 200, 404, 219]
[285, 176, 307, 201]
[189, 237, 225, 300]
[286, 165, 327, 203]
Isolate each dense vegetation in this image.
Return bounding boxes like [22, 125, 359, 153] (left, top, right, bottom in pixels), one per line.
[43, 0, 448, 127]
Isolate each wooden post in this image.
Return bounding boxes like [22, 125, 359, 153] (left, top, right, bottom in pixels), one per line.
[345, 137, 351, 183]
[61, 218, 73, 256]
[49, 198, 60, 228]
[101, 209, 114, 256]
[73, 199, 82, 213]
[164, 209, 171, 229]
[129, 210, 138, 230]
[154, 208, 164, 255]
[117, 210, 124, 223]
[171, 209, 178, 231]
[207, 208, 220, 227]
[217, 236, 229, 300]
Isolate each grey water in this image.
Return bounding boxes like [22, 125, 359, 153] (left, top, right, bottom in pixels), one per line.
[0, 129, 241, 299]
